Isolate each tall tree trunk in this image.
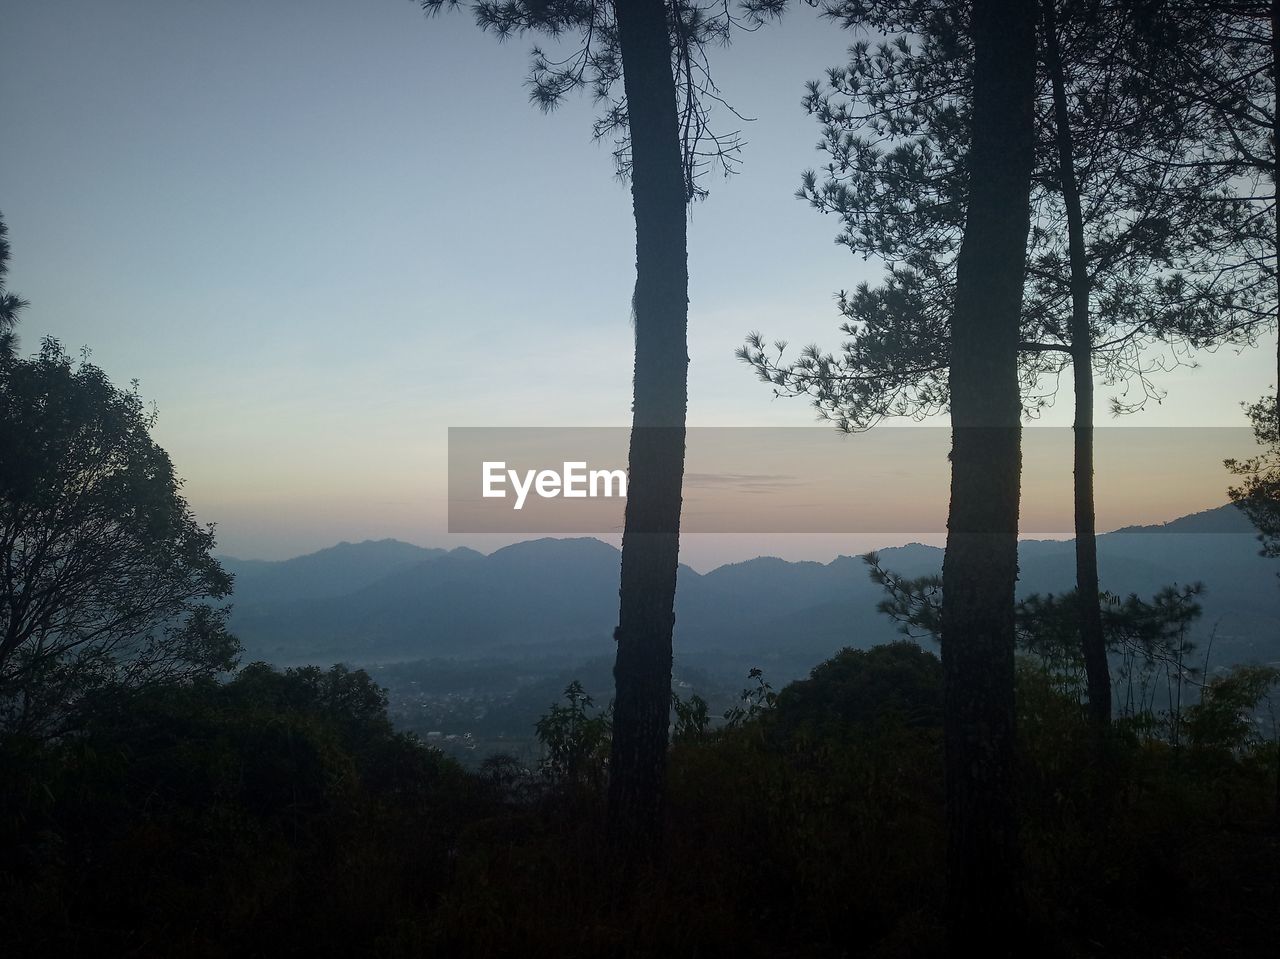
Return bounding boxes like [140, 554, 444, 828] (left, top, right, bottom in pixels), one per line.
[1043, 0, 1111, 730]
[940, 0, 1036, 951]
[607, 0, 689, 852]
[1272, 0, 1279, 408]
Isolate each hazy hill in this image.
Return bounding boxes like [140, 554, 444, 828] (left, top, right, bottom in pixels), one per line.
[219, 539, 452, 609]
[225, 506, 1279, 678]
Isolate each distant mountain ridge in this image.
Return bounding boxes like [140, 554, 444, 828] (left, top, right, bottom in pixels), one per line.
[219, 539, 452, 608]
[223, 505, 1278, 678]
[1111, 504, 1259, 534]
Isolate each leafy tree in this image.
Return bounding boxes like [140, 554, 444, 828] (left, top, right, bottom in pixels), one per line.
[773, 641, 943, 735]
[1, 662, 484, 954]
[1185, 663, 1280, 753]
[227, 661, 395, 748]
[670, 687, 710, 742]
[535, 680, 612, 790]
[936, 0, 1037, 946]
[479, 751, 534, 798]
[419, 0, 784, 847]
[0, 339, 237, 737]
[867, 550, 1212, 730]
[722, 665, 778, 727]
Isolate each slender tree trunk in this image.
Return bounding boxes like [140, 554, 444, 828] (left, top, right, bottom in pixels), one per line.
[940, 0, 1036, 951]
[607, 0, 689, 852]
[1272, 0, 1279, 408]
[1043, 0, 1110, 730]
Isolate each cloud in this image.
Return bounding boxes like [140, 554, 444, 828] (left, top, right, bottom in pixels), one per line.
[684, 472, 803, 494]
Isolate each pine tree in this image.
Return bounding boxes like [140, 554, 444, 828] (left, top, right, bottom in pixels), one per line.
[419, 0, 784, 849]
[0, 214, 29, 360]
[940, 0, 1036, 947]
[741, 0, 1268, 730]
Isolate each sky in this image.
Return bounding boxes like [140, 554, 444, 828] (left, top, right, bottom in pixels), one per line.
[3, 0, 1275, 571]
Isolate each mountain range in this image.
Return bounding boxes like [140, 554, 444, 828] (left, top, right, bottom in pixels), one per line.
[220, 505, 1279, 681]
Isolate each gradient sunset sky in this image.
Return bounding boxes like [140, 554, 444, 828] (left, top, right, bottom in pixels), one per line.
[3, 0, 1274, 570]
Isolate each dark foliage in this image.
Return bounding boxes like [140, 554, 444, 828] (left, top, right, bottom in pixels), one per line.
[773, 640, 943, 734]
[0, 663, 491, 956]
[2, 642, 1276, 956]
[0, 213, 27, 358]
[0, 339, 238, 737]
[1228, 396, 1280, 567]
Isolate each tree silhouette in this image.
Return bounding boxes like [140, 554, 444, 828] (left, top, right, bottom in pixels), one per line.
[938, 0, 1036, 949]
[740, 0, 1267, 731]
[1125, 0, 1276, 394]
[418, 0, 784, 848]
[0, 213, 29, 360]
[1227, 396, 1280, 570]
[1127, 4, 1279, 557]
[0, 339, 237, 737]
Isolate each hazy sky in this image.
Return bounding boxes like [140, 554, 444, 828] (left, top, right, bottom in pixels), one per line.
[3, 1, 1275, 570]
